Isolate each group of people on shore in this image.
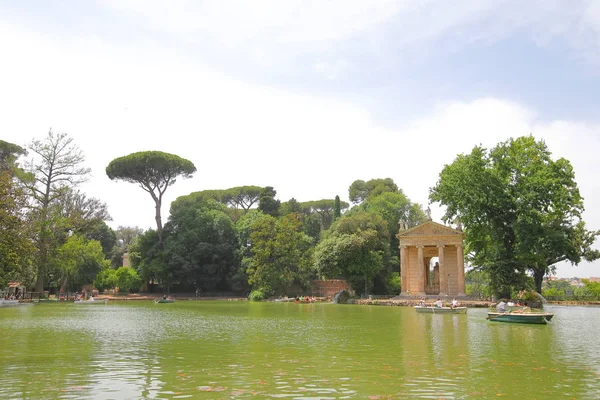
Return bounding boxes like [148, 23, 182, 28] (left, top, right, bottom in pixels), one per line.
[295, 295, 316, 303]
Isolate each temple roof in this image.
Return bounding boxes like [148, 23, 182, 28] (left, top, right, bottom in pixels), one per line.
[397, 220, 464, 238]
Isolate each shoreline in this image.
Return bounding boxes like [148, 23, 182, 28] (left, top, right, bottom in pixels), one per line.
[35, 294, 600, 307]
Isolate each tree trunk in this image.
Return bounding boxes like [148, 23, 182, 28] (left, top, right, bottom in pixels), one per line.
[155, 198, 163, 244]
[34, 272, 44, 293]
[533, 267, 545, 294]
[34, 236, 49, 293]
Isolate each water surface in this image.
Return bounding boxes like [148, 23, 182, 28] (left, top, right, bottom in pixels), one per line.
[1, 301, 599, 399]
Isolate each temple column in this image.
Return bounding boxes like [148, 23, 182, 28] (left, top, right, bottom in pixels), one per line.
[437, 244, 447, 296]
[400, 245, 409, 295]
[415, 245, 425, 295]
[456, 244, 466, 296]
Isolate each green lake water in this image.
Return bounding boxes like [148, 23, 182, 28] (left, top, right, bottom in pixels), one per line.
[1, 301, 599, 399]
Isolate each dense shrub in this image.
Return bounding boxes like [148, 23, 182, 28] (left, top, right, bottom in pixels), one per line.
[248, 289, 266, 301]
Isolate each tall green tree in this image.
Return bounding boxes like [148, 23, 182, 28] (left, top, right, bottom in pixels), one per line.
[106, 151, 196, 243]
[313, 211, 389, 295]
[163, 198, 238, 292]
[333, 195, 341, 222]
[258, 186, 280, 216]
[430, 136, 599, 296]
[26, 130, 91, 292]
[128, 229, 166, 288]
[245, 213, 314, 296]
[53, 234, 110, 291]
[0, 141, 35, 287]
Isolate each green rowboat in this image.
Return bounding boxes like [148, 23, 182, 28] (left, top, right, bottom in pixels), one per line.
[487, 312, 553, 324]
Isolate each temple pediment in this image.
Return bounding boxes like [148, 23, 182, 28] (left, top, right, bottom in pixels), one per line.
[397, 220, 463, 238]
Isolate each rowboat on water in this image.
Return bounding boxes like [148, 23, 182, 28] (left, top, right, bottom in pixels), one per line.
[0, 299, 20, 306]
[487, 312, 553, 324]
[155, 299, 175, 303]
[73, 299, 108, 305]
[414, 306, 468, 314]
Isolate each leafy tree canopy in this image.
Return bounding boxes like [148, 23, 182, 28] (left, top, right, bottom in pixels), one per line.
[245, 213, 314, 296]
[430, 135, 599, 296]
[175, 186, 266, 214]
[163, 197, 238, 292]
[26, 130, 92, 292]
[300, 199, 349, 230]
[349, 178, 399, 204]
[106, 151, 196, 242]
[314, 210, 389, 295]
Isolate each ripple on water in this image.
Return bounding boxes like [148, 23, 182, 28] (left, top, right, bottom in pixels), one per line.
[2, 302, 600, 398]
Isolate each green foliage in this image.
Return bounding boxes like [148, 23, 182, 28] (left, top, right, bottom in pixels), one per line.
[279, 198, 302, 216]
[258, 186, 280, 216]
[54, 234, 110, 291]
[94, 268, 117, 291]
[25, 130, 92, 292]
[0, 139, 27, 177]
[573, 286, 594, 300]
[518, 290, 540, 302]
[110, 226, 143, 268]
[115, 267, 142, 292]
[582, 279, 600, 297]
[129, 229, 165, 285]
[349, 178, 398, 204]
[541, 287, 565, 299]
[350, 181, 427, 295]
[333, 195, 341, 222]
[300, 199, 349, 230]
[225, 186, 264, 211]
[361, 191, 427, 246]
[248, 289, 266, 301]
[465, 269, 491, 299]
[163, 197, 238, 292]
[386, 271, 401, 295]
[0, 170, 35, 287]
[314, 211, 389, 295]
[245, 213, 314, 296]
[430, 135, 599, 296]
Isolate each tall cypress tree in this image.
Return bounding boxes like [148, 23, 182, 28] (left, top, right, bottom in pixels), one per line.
[333, 195, 341, 222]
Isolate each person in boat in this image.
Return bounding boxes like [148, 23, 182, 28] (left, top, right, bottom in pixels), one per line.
[418, 297, 426, 307]
[434, 298, 443, 308]
[451, 298, 459, 308]
[88, 295, 95, 301]
[496, 299, 507, 313]
[162, 295, 167, 300]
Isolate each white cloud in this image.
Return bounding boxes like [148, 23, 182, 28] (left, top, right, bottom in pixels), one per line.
[1, 7, 599, 277]
[98, 0, 600, 66]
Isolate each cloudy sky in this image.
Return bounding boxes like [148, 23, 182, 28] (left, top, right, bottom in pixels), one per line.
[1, 1, 599, 278]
